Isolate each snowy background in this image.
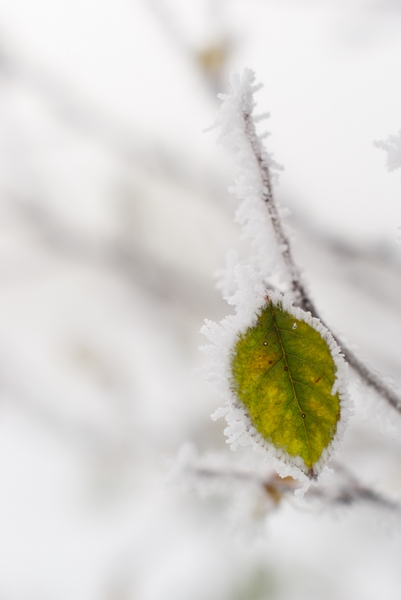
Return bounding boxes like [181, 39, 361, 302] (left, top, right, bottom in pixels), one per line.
[0, 0, 400, 598]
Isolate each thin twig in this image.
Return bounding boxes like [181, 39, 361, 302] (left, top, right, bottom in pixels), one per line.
[242, 109, 401, 414]
[190, 463, 399, 512]
[308, 462, 400, 511]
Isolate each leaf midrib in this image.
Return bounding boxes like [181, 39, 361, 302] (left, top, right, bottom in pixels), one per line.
[270, 303, 312, 465]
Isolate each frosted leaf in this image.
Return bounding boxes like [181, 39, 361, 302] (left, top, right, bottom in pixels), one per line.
[201, 278, 351, 484]
[230, 297, 347, 479]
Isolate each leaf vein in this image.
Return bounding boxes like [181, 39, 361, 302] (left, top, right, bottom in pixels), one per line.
[292, 379, 335, 409]
[285, 352, 333, 385]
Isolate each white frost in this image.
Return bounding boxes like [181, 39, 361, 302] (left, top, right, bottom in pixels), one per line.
[375, 130, 401, 172]
[213, 69, 283, 288]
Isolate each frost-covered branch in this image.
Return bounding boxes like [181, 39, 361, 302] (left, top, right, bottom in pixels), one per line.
[241, 110, 315, 315]
[338, 348, 401, 412]
[175, 446, 399, 514]
[222, 69, 401, 415]
[309, 462, 400, 512]
[375, 130, 401, 172]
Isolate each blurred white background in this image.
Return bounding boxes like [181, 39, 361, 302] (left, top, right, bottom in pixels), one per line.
[0, 0, 400, 598]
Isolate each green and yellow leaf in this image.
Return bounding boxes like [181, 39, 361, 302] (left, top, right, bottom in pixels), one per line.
[230, 298, 344, 478]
